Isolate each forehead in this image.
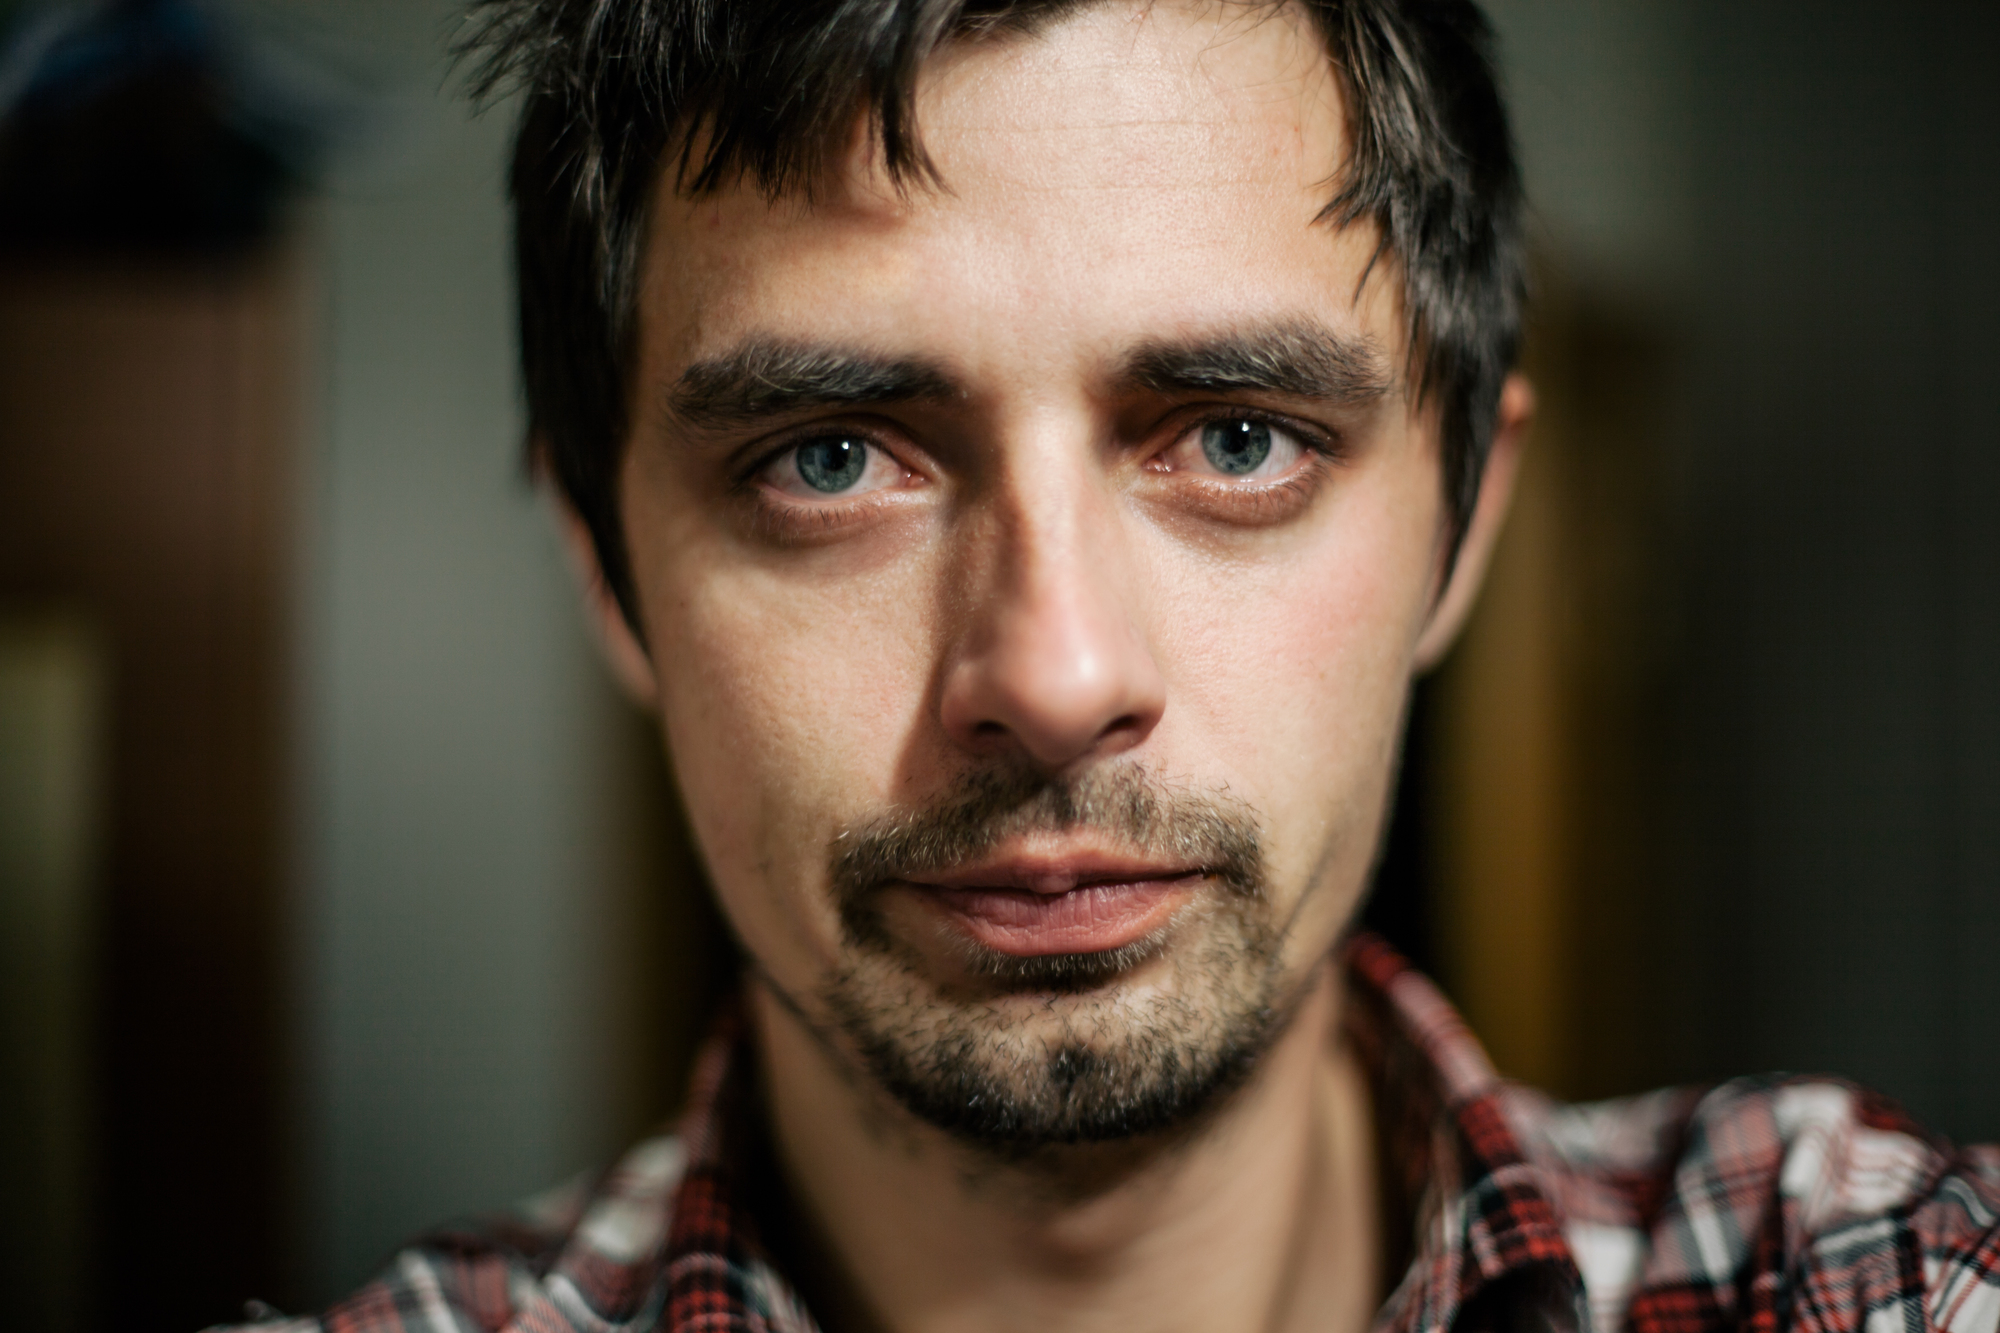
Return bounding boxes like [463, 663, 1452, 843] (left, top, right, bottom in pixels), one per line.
[640, 0, 1391, 387]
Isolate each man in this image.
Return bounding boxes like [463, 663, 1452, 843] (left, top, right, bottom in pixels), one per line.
[231, 2, 2000, 1331]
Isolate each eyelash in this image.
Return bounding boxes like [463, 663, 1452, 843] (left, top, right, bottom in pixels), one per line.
[731, 425, 922, 543]
[1173, 408, 1339, 464]
[733, 408, 1341, 539]
[1150, 410, 1340, 514]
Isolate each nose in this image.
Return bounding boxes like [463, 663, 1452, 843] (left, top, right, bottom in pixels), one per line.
[938, 470, 1167, 769]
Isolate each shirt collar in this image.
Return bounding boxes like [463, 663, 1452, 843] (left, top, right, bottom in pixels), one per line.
[1345, 934, 1585, 1333]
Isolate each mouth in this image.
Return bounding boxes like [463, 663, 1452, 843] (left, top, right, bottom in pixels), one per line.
[903, 852, 1207, 957]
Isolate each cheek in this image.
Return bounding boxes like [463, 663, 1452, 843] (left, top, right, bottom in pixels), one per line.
[641, 533, 942, 978]
[1150, 454, 1440, 911]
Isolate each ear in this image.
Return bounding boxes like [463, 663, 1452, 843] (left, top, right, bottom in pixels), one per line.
[1411, 372, 1534, 672]
[551, 491, 661, 711]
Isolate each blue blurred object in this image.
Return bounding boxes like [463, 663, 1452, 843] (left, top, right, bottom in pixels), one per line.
[0, 0, 356, 253]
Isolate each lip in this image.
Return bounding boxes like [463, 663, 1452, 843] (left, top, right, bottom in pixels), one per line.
[910, 851, 1204, 897]
[904, 851, 1205, 957]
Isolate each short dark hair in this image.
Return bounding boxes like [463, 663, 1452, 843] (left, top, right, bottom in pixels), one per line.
[460, 0, 1524, 632]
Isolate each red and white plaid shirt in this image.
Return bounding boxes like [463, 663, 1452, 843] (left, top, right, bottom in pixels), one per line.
[224, 936, 2000, 1333]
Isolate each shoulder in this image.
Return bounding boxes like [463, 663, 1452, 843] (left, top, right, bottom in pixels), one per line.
[208, 1133, 690, 1333]
[1504, 1077, 2000, 1333]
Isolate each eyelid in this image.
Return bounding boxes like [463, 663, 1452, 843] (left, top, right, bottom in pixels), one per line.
[731, 418, 927, 492]
[1152, 407, 1339, 475]
[1198, 406, 1337, 452]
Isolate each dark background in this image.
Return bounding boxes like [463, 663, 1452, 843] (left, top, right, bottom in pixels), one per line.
[1, 2, 1995, 1328]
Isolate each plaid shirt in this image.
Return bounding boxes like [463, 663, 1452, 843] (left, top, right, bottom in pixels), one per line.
[224, 936, 2000, 1333]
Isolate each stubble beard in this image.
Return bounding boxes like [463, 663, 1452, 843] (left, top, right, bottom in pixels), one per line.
[818, 763, 1300, 1159]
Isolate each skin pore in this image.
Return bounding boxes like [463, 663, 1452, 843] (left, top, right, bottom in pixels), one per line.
[577, 4, 1529, 1333]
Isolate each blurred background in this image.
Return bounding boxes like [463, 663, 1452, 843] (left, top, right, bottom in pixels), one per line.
[0, 0, 1993, 1328]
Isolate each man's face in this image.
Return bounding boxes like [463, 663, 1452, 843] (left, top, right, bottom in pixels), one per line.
[619, 1, 1455, 1149]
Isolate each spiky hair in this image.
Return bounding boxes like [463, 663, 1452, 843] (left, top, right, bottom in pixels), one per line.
[459, 0, 1524, 630]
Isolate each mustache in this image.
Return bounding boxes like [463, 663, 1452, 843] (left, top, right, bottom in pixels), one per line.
[829, 763, 1266, 906]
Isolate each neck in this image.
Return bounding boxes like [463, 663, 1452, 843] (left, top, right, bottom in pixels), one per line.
[748, 963, 1384, 1333]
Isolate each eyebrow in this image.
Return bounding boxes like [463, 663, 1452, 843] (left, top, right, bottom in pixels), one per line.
[667, 339, 960, 431]
[1118, 321, 1394, 406]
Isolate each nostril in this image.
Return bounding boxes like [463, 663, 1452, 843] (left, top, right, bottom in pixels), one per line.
[973, 720, 1008, 739]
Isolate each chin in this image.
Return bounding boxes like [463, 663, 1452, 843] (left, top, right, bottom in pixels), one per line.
[813, 893, 1301, 1156]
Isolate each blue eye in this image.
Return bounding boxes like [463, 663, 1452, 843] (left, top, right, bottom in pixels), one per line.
[796, 437, 868, 492]
[1201, 420, 1272, 475]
